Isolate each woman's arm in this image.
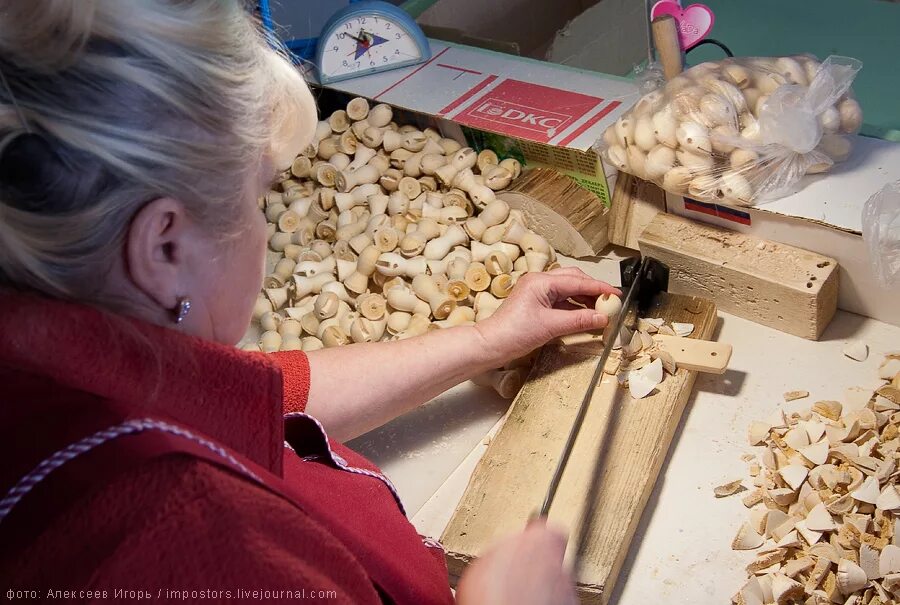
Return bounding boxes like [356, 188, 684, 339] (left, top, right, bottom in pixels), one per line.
[304, 268, 619, 442]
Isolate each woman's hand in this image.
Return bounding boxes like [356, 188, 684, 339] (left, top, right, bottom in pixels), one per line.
[475, 267, 621, 364]
[455, 519, 577, 605]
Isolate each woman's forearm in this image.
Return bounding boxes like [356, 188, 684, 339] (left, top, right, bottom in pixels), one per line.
[304, 326, 503, 442]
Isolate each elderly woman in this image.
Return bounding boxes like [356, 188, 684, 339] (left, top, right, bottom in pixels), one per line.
[0, 2, 619, 603]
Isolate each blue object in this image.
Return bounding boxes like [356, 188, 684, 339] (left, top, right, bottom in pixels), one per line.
[259, 1, 369, 61]
[315, 0, 431, 84]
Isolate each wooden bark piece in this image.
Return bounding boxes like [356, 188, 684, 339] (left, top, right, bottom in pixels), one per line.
[638, 213, 839, 340]
[607, 172, 667, 250]
[499, 168, 609, 257]
[441, 292, 717, 604]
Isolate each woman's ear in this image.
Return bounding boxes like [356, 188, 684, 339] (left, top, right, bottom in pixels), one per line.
[124, 197, 190, 312]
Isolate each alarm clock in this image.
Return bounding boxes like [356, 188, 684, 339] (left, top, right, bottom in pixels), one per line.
[315, 1, 432, 84]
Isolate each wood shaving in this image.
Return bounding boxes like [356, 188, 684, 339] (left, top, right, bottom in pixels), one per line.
[714, 479, 746, 498]
[672, 322, 694, 337]
[783, 390, 809, 402]
[843, 340, 869, 362]
[729, 352, 900, 604]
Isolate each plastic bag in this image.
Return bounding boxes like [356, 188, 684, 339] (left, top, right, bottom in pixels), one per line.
[595, 55, 863, 206]
[862, 180, 900, 289]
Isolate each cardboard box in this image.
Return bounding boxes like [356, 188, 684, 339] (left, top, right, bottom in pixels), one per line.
[414, 0, 600, 59]
[316, 39, 639, 204]
[665, 135, 900, 327]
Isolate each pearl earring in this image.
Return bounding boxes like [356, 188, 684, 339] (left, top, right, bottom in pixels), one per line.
[173, 297, 192, 324]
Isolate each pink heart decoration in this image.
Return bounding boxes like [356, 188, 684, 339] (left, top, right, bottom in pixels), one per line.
[650, 1, 715, 51]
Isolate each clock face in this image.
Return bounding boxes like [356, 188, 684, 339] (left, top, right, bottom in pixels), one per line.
[319, 14, 423, 80]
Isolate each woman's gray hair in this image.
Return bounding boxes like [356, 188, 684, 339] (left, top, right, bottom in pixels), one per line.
[0, 0, 312, 301]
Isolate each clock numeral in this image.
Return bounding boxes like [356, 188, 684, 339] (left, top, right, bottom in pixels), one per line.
[342, 60, 349, 67]
[383, 56, 389, 63]
[386, 23, 391, 29]
[333, 45, 339, 51]
[370, 60, 376, 66]
[395, 33, 401, 39]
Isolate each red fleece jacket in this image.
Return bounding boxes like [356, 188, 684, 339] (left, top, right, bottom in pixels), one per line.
[0, 291, 453, 604]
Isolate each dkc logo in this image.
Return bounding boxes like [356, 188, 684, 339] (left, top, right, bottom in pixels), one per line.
[470, 100, 568, 130]
[454, 79, 603, 143]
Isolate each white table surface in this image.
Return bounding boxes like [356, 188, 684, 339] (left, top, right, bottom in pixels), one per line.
[348, 257, 900, 604]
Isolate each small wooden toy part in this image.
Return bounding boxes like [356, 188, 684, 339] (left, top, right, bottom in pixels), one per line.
[394, 313, 431, 340]
[385, 285, 431, 317]
[386, 311, 412, 336]
[375, 253, 428, 279]
[446, 279, 471, 302]
[472, 368, 526, 399]
[346, 97, 369, 121]
[320, 280, 354, 303]
[400, 218, 441, 257]
[434, 305, 476, 329]
[451, 168, 496, 206]
[464, 262, 491, 292]
[490, 273, 517, 298]
[344, 245, 380, 294]
[465, 199, 510, 240]
[412, 274, 456, 320]
[423, 225, 468, 260]
[336, 164, 381, 193]
[474, 291, 503, 322]
[471, 241, 521, 263]
[501, 219, 551, 254]
[295, 255, 336, 277]
[434, 147, 477, 186]
[313, 292, 341, 320]
[421, 204, 468, 225]
[372, 226, 401, 253]
[484, 251, 513, 276]
[349, 316, 388, 343]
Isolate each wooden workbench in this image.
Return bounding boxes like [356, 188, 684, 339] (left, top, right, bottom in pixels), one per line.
[349, 257, 900, 604]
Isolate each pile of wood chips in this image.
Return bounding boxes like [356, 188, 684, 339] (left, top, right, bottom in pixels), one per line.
[726, 352, 900, 604]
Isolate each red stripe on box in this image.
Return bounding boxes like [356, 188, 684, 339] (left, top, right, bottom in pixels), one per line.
[439, 75, 499, 115]
[684, 199, 752, 225]
[557, 100, 621, 147]
[373, 47, 450, 100]
[436, 63, 483, 75]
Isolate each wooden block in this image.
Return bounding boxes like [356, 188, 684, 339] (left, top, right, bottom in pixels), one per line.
[441, 292, 717, 604]
[638, 213, 839, 340]
[500, 168, 609, 257]
[653, 334, 731, 374]
[607, 172, 666, 249]
[555, 332, 732, 375]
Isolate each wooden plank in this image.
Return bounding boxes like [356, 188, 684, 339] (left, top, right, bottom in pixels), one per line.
[638, 212, 839, 340]
[654, 335, 732, 374]
[556, 332, 732, 375]
[500, 168, 610, 257]
[441, 292, 717, 604]
[607, 172, 667, 249]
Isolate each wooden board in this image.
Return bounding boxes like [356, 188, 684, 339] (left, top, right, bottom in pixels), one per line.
[556, 332, 732, 375]
[500, 168, 609, 257]
[607, 173, 667, 250]
[441, 292, 717, 604]
[638, 212, 839, 340]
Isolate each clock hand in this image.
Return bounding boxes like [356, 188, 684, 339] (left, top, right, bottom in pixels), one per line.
[347, 32, 367, 44]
